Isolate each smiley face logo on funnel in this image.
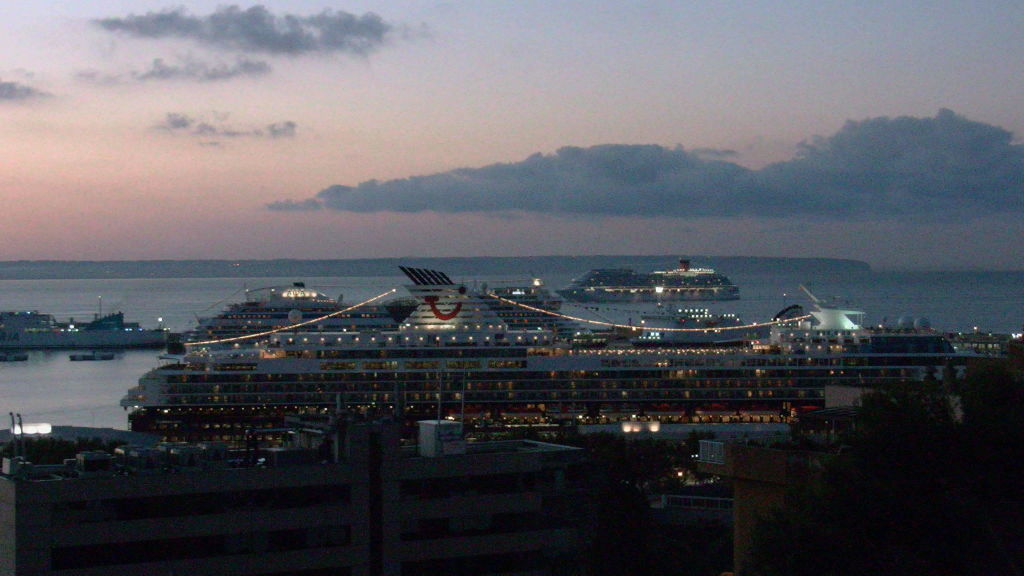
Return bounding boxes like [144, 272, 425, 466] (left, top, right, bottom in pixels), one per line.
[424, 286, 466, 320]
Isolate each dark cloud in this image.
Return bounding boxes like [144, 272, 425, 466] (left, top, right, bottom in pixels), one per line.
[163, 112, 193, 130]
[758, 108, 1024, 215]
[135, 56, 270, 81]
[0, 78, 49, 101]
[267, 121, 296, 139]
[156, 112, 297, 143]
[76, 56, 270, 86]
[78, 56, 270, 85]
[95, 5, 392, 56]
[269, 110, 1024, 220]
[266, 198, 322, 211]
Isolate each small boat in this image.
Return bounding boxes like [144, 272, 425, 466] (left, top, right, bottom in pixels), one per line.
[0, 353, 28, 362]
[69, 351, 115, 361]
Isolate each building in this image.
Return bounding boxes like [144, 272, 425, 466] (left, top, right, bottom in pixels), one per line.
[696, 440, 828, 576]
[0, 417, 587, 576]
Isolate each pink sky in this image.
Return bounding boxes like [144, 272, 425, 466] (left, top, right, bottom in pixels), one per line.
[2, 2, 1023, 268]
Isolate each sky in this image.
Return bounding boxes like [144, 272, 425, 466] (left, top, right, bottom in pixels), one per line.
[1, 1, 1022, 270]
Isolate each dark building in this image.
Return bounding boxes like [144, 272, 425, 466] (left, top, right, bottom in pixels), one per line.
[1, 417, 587, 576]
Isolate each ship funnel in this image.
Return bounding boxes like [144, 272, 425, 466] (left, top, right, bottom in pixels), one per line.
[398, 266, 505, 329]
[678, 258, 690, 271]
[399, 266, 455, 286]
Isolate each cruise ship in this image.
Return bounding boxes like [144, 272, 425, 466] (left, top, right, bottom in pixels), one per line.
[557, 258, 739, 302]
[121, 267, 963, 445]
[0, 311, 166, 349]
[183, 282, 401, 346]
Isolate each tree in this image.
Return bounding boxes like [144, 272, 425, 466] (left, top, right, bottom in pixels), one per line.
[746, 370, 1024, 576]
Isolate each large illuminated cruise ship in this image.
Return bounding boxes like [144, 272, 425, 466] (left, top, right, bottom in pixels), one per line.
[557, 258, 739, 302]
[122, 268, 962, 445]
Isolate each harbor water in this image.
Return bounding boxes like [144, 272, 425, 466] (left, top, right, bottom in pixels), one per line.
[1, 267, 1021, 431]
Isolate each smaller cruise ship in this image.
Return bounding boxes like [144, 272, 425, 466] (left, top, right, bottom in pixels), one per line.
[183, 282, 400, 346]
[557, 258, 739, 303]
[0, 311, 166, 349]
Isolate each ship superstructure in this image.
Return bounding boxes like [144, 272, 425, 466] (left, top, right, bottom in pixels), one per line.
[633, 307, 767, 347]
[122, 268, 964, 445]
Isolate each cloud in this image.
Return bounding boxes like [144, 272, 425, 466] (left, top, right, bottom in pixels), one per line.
[95, 5, 392, 56]
[162, 112, 193, 130]
[267, 121, 296, 139]
[135, 56, 270, 81]
[269, 110, 1024, 220]
[755, 108, 1022, 216]
[0, 78, 49, 101]
[78, 55, 270, 85]
[156, 112, 297, 142]
[266, 198, 322, 211]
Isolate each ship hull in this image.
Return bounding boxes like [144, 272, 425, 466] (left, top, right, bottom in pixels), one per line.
[0, 331, 166, 349]
[557, 287, 740, 302]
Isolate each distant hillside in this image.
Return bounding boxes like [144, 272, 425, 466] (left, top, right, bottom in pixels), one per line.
[0, 256, 871, 279]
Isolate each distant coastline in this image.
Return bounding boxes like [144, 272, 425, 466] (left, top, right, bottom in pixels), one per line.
[0, 256, 871, 280]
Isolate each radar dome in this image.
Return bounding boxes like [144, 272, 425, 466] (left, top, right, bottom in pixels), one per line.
[287, 309, 303, 324]
[914, 317, 931, 330]
[897, 316, 913, 329]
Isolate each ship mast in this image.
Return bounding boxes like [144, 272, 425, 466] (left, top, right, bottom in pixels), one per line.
[798, 285, 821, 304]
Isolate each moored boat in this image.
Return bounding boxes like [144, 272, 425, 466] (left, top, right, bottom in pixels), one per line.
[0, 311, 166, 349]
[69, 351, 116, 361]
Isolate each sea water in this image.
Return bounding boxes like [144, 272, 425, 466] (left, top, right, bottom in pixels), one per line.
[1, 266, 1021, 430]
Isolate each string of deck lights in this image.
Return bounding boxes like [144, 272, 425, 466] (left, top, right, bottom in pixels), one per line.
[184, 289, 397, 347]
[485, 292, 812, 332]
[184, 285, 809, 348]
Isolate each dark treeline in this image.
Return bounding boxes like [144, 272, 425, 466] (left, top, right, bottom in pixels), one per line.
[747, 362, 1024, 575]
